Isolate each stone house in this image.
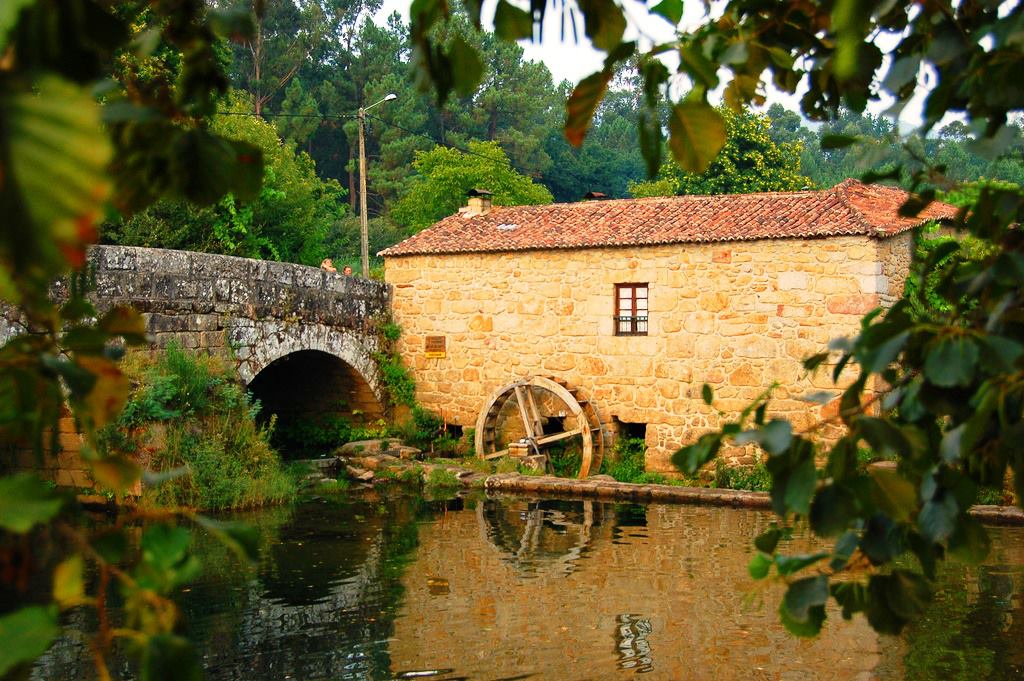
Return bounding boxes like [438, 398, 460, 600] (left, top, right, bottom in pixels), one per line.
[381, 180, 956, 472]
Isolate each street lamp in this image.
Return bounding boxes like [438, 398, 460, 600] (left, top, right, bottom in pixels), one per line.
[358, 93, 398, 277]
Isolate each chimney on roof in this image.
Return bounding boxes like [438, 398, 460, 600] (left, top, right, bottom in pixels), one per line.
[465, 188, 493, 216]
[583, 191, 609, 200]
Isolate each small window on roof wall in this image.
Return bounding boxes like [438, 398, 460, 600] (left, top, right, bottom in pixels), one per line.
[615, 283, 648, 336]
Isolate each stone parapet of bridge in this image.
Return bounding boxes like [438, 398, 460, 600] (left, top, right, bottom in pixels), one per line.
[82, 245, 388, 338]
[60, 245, 392, 387]
[5, 243, 392, 426]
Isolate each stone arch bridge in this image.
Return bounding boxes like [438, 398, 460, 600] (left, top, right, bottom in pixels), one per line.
[4, 245, 392, 440]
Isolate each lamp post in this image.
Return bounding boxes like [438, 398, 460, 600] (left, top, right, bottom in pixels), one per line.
[358, 93, 397, 277]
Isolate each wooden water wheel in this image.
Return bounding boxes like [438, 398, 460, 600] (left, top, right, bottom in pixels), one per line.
[474, 376, 604, 478]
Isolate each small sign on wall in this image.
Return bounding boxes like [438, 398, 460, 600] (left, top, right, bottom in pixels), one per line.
[425, 335, 446, 358]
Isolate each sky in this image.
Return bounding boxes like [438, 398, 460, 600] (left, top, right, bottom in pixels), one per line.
[374, 0, 940, 131]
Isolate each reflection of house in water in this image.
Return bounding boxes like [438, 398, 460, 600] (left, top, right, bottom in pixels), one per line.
[479, 498, 610, 577]
[389, 498, 891, 680]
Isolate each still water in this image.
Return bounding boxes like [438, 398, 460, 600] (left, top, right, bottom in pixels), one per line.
[26, 492, 1024, 680]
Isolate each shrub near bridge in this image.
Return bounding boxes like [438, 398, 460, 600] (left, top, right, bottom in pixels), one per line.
[99, 344, 294, 511]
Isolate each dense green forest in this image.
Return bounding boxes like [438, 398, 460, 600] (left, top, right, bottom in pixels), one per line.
[100, 0, 1024, 269]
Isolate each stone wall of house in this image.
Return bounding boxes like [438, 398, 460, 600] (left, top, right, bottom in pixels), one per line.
[385, 234, 912, 472]
[877, 231, 915, 308]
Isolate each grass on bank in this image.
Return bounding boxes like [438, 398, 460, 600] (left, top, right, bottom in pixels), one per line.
[99, 343, 295, 510]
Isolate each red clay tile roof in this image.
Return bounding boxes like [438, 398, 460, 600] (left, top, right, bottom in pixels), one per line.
[379, 179, 958, 257]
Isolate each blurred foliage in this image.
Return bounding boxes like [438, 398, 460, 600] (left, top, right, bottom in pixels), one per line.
[0, 0, 268, 677]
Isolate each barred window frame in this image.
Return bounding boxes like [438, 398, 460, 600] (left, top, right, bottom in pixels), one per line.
[614, 283, 649, 336]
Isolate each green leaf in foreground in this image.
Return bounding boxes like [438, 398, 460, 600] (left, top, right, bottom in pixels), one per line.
[760, 419, 793, 455]
[670, 432, 722, 475]
[783, 575, 829, 622]
[578, 0, 626, 51]
[668, 101, 726, 174]
[775, 454, 816, 515]
[493, 0, 533, 41]
[142, 524, 191, 572]
[0, 473, 64, 533]
[53, 554, 85, 607]
[831, 581, 868, 620]
[0, 0, 35, 52]
[0, 605, 60, 677]
[923, 334, 979, 387]
[137, 523, 200, 592]
[449, 36, 484, 97]
[868, 466, 917, 522]
[865, 570, 932, 634]
[820, 133, 859, 149]
[170, 129, 262, 206]
[830, 530, 861, 571]
[810, 483, 858, 537]
[650, 0, 683, 25]
[775, 551, 829, 576]
[948, 515, 991, 565]
[754, 527, 782, 554]
[748, 552, 772, 579]
[919, 493, 958, 543]
[565, 70, 611, 147]
[779, 600, 826, 637]
[6, 75, 112, 269]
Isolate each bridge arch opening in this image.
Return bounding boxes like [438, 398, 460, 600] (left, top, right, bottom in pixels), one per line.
[248, 350, 385, 460]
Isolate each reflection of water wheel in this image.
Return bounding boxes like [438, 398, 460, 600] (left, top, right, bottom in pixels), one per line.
[473, 376, 604, 478]
[477, 498, 599, 576]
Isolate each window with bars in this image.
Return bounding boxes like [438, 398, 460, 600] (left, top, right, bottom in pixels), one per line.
[615, 283, 648, 336]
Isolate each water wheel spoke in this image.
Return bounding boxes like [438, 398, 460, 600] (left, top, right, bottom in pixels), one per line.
[524, 386, 545, 437]
[534, 428, 583, 446]
[512, 385, 536, 440]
